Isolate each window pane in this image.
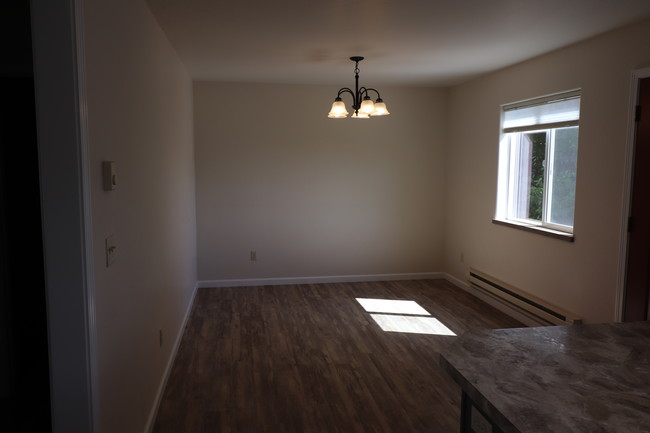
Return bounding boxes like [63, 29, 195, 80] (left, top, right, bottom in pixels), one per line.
[514, 132, 546, 221]
[549, 127, 578, 226]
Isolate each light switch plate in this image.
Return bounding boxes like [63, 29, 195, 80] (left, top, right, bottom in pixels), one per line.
[102, 161, 117, 191]
[105, 235, 117, 267]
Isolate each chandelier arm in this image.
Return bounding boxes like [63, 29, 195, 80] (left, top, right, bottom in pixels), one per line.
[335, 88, 358, 113]
[358, 86, 368, 96]
[361, 87, 383, 100]
[337, 87, 355, 98]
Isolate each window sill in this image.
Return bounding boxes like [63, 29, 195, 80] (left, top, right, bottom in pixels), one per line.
[492, 219, 575, 242]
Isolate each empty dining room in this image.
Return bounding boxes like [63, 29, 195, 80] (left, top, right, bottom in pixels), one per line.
[14, 0, 650, 432]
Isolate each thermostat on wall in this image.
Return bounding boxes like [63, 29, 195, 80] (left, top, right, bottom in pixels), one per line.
[102, 161, 117, 191]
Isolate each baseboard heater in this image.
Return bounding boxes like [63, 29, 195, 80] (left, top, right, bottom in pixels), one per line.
[468, 268, 581, 326]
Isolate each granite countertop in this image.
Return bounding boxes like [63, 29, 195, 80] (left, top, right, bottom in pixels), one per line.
[439, 321, 650, 433]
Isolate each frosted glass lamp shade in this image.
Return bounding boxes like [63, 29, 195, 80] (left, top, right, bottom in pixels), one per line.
[328, 99, 349, 118]
[371, 99, 390, 116]
[360, 96, 375, 114]
[351, 111, 369, 119]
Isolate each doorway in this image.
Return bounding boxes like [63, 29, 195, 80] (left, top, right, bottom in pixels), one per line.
[623, 76, 650, 322]
[0, 1, 52, 431]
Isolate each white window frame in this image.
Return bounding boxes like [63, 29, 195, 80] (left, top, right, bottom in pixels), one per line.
[495, 90, 580, 237]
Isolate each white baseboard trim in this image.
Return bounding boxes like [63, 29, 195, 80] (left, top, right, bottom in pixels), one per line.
[443, 272, 535, 327]
[145, 281, 199, 433]
[197, 272, 444, 288]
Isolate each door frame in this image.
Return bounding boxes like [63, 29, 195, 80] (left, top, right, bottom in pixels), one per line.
[616, 67, 650, 322]
[31, 0, 97, 431]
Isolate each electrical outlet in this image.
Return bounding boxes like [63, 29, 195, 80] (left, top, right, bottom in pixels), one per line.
[460, 252, 465, 263]
[250, 250, 257, 261]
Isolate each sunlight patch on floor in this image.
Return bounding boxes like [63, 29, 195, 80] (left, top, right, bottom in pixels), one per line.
[355, 298, 430, 315]
[355, 298, 456, 336]
[369, 314, 456, 335]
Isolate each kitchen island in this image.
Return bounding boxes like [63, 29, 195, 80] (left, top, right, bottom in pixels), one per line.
[439, 321, 650, 433]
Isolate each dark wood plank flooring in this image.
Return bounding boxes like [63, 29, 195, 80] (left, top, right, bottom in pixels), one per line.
[152, 279, 522, 433]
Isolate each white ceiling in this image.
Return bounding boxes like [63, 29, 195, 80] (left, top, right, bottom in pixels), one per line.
[146, 0, 650, 87]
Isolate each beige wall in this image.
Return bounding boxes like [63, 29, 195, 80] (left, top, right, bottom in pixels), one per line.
[194, 82, 446, 281]
[84, 0, 197, 432]
[444, 18, 650, 324]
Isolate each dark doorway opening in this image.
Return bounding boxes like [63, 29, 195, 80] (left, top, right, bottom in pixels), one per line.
[623, 76, 650, 322]
[0, 1, 52, 431]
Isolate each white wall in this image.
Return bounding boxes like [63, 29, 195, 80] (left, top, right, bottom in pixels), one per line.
[83, 0, 197, 432]
[194, 82, 446, 281]
[444, 18, 650, 324]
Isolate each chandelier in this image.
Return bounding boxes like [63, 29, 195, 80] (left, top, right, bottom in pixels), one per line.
[328, 57, 390, 119]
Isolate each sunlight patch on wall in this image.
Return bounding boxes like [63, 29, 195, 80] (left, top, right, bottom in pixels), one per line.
[355, 298, 456, 336]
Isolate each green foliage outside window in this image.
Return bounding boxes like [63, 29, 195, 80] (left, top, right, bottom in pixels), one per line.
[524, 128, 578, 225]
[527, 132, 546, 221]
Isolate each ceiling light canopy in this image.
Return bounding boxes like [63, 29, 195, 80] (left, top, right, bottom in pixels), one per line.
[328, 57, 390, 119]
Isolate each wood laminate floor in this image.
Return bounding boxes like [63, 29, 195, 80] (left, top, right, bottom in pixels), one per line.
[152, 279, 523, 433]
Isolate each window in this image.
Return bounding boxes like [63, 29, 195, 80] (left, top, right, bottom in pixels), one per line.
[495, 90, 580, 236]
